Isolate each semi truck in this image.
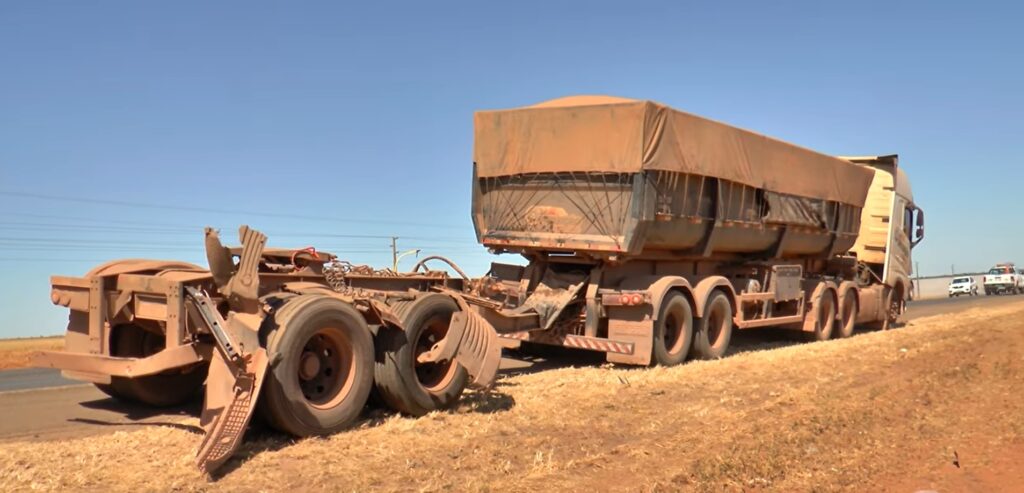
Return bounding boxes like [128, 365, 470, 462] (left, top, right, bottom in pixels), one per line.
[34, 95, 924, 473]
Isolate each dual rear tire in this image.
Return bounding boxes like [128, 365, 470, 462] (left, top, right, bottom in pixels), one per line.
[373, 294, 469, 416]
[835, 290, 858, 339]
[651, 290, 733, 365]
[246, 293, 472, 436]
[807, 290, 838, 342]
[258, 295, 375, 437]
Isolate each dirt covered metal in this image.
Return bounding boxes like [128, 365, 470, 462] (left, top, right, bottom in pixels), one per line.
[473, 95, 874, 207]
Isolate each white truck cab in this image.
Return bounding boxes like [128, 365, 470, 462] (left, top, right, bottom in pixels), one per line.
[983, 263, 1022, 295]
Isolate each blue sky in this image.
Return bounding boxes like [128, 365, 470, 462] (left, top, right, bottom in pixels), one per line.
[1, 1, 1021, 337]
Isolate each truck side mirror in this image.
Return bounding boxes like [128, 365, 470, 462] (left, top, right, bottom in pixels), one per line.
[912, 208, 924, 247]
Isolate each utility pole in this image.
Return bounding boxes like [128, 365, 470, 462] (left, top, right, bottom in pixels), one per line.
[389, 236, 421, 272]
[391, 236, 398, 272]
[915, 261, 920, 299]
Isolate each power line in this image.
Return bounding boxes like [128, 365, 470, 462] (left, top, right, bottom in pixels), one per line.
[0, 190, 468, 229]
[0, 220, 481, 245]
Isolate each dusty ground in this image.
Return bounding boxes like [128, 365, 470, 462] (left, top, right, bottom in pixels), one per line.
[0, 336, 62, 370]
[3, 303, 1024, 492]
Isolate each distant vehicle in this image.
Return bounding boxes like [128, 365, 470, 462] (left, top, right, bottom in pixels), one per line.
[948, 276, 978, 297]
[983, 263, 1023, 295]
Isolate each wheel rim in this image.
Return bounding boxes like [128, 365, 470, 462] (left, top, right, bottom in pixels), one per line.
[707, 301, 729, 349]
[297, 327, 355, 409]
[662, 305, 688, 355]
[413, 315, 458, 392]
[888, 291, 901, 322]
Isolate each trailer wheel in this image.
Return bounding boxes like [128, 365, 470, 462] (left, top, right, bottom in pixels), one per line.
[691, 291, 733, 360]
[259, 295, 374, 437]
[835, 291, 858, 339]
[374, 294, 469, 416]
[652, 291, 693, 366]
[806, 290, 837, 342]
[94, 324, 207, 407]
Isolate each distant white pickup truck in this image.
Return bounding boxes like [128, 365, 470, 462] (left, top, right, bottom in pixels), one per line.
[983, 263, 1023, 295]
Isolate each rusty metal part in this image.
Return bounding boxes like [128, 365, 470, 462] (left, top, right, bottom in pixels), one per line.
[221, 226, 267, 314]
[196, 347, 268, 474]
[323, 260, 400, 293]
[417, 294, 500, 389]
[192, 227, 272, 474]
[32, 342, 210, 377]
[204, 228, 235, 290]
[188, 288, 268, 473]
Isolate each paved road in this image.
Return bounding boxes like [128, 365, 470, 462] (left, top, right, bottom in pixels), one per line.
[0, 367, 78, 392]
[904, 292, 1013, 319]
[0, 293, 1016, 443]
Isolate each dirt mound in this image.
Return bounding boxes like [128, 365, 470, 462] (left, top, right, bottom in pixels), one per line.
[3, 304, 1024, 492]
[0, 336, 63, 370]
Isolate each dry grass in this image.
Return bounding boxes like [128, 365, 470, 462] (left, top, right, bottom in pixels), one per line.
[0, 336, 63, 370]
[4, 303, 1024, 492]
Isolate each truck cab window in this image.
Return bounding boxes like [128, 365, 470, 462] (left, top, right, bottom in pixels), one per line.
[903, 207, 914, 239]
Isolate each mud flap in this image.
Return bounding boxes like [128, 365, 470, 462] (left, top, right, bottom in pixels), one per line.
[195, 348, 268, 474]
[418, 307, 501, 389]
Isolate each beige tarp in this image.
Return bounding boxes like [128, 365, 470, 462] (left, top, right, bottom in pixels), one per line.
[474, 95, 875, 207]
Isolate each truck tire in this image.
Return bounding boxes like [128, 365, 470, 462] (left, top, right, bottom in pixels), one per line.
[806, 290, 837, 342]
[867, 286, 900, 331]
[690, 291, 733, 360]
[835, 290, 858, 339]
[374, 294, 469, 416]
[652, 291, 693, 366]
[94, 323, 207, 407]
[259, 295, 375, 437]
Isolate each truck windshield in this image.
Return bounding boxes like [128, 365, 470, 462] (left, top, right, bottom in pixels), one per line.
[988, 268, 1011, 275]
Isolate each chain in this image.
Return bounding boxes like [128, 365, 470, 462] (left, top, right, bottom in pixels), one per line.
[323, 260, 400, 293]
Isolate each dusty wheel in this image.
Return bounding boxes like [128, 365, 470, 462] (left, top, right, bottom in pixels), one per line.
[806, 289, 837, 342]
[652, 291, 693, 366]
[94, 324, 207, 407]
[691, 291, 733, 360]
[259, 295, 374, 437]
[835, 290, 858, 339]
[374, 294, 469, 416]
[867, 286, 901, 331]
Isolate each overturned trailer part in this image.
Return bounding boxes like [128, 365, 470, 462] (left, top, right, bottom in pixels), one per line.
[35, 226, 501, 473]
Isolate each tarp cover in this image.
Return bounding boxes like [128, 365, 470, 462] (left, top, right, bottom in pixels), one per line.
[474, 96, 875, 206]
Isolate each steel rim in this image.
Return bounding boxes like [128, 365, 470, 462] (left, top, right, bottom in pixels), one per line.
[707, 300, 729, 350]
[297, 327, 355, 409]
[413, 315, 458, 392]
[662, 305, 688, 355]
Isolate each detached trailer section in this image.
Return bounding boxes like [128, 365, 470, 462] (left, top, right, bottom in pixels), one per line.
[469, 96, 924, 364]
[38, 229, 500, 473]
